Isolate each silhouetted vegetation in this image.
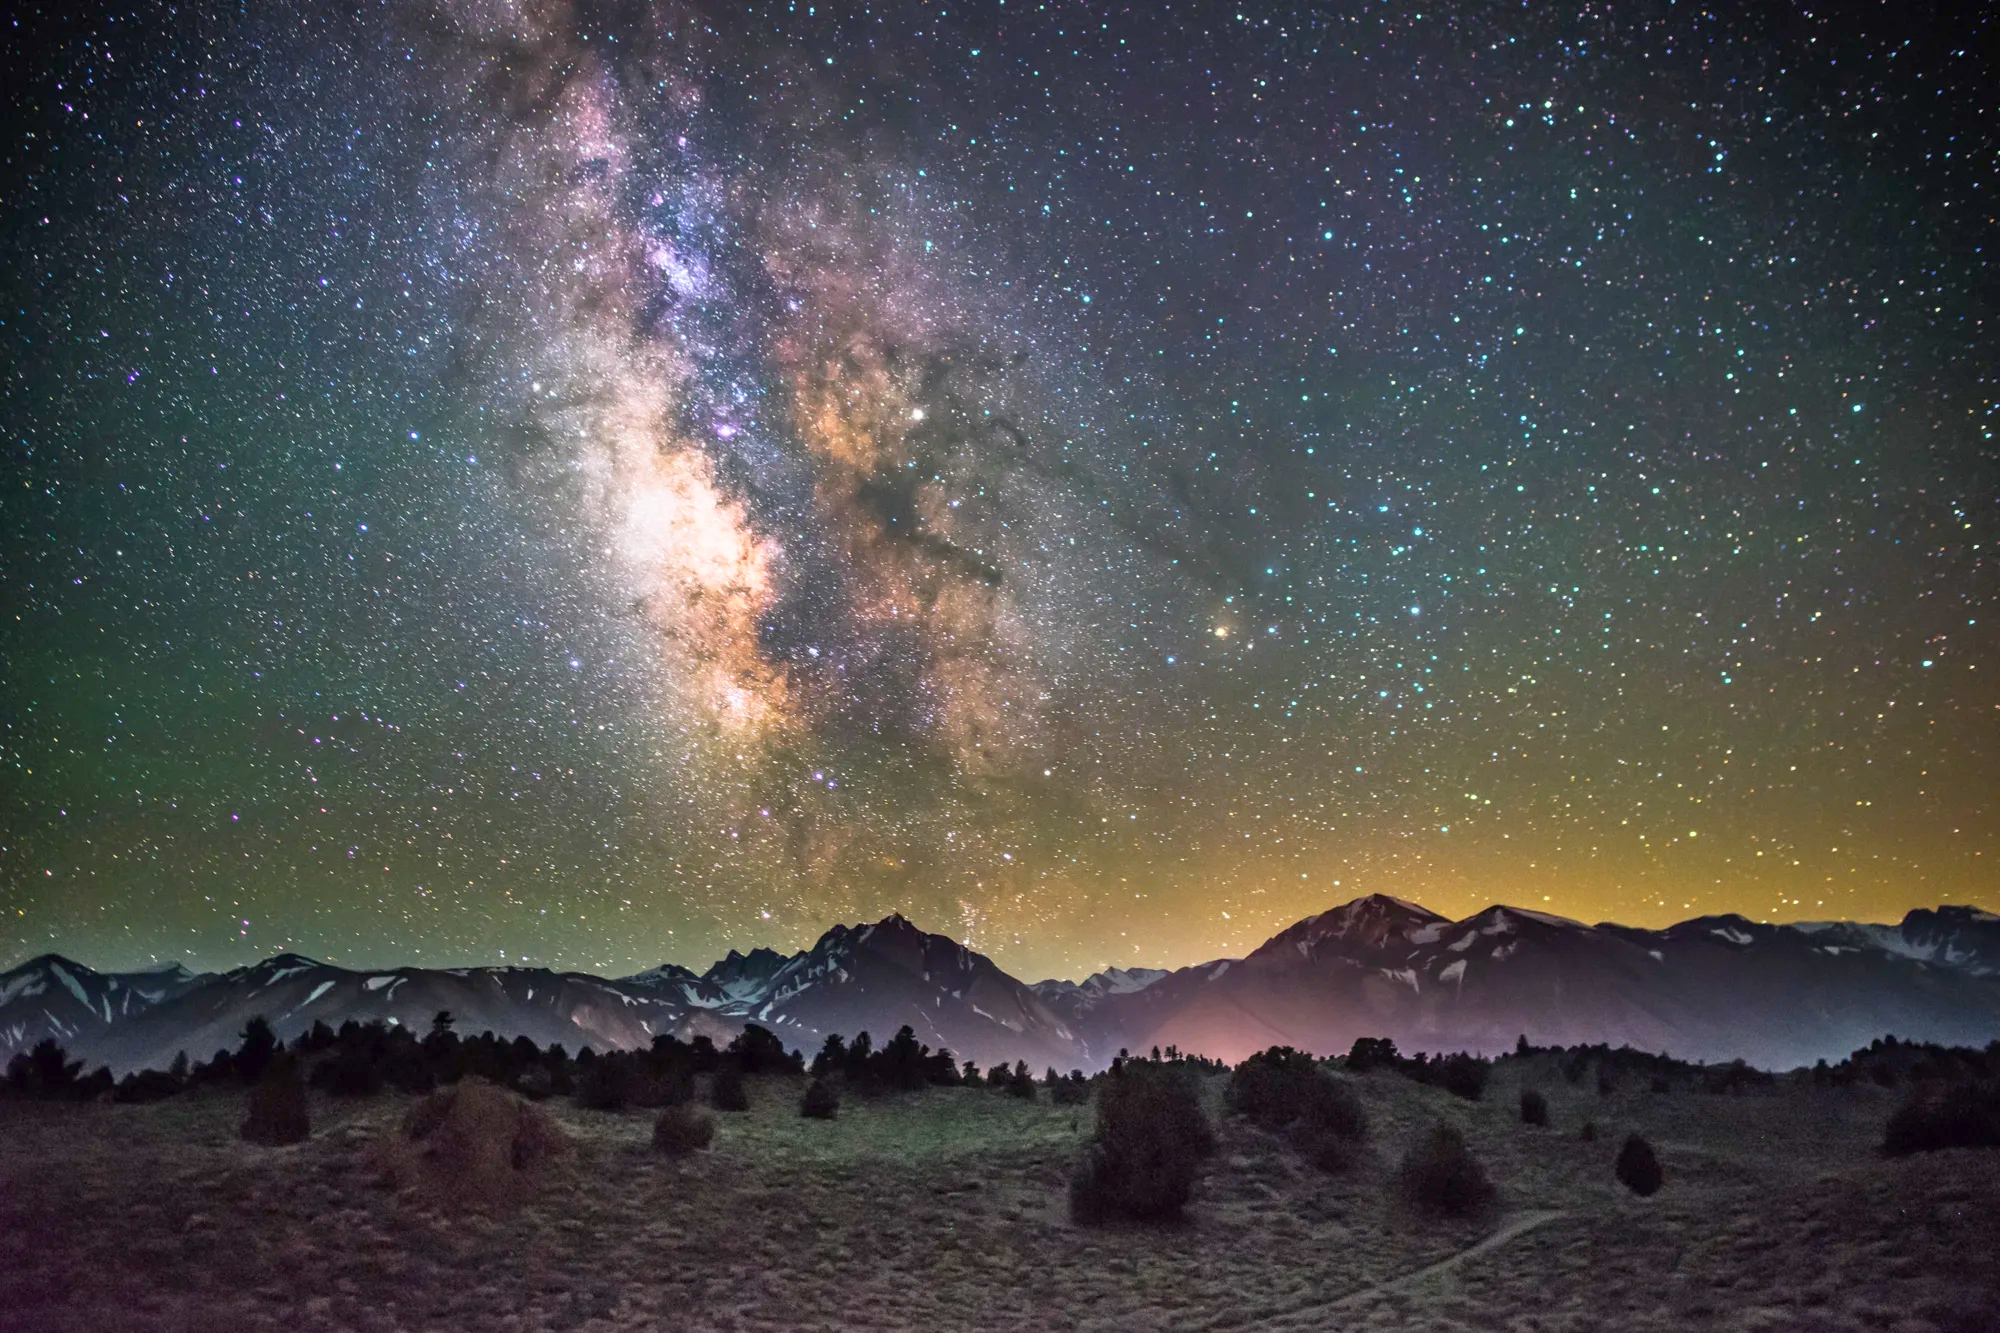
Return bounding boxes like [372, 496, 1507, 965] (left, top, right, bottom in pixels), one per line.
[1697, 1059, 1774, 1096]
[1342, 1037, 1488, 1100]
[653, 1103, 717, 1154]
[1818, 1036, 2000, 1091]
[1345, 1036, 1402, 1072]
[1070, 1060, 1215, 1224]
[801, 1077, 839, 1119]
[1882, 1081, 2000, 1156]
[4, 1032, 92, 1096]
[709, 1068, 750, 1112]
[1616, 1134, 1664, 1195]
[241, 1057, 309, 1145]
[236, 1016, 281, 1085]
[1228, 1046, 1368, 1171]
[1520, 1088, 1548, 1126]
[809, 1027, 959, 1093]
[727, 1023, 805, 1076]
[113, 1067, 184, 1104]
[1395, 1123, 1495, 1217]
[1005, 1060, 1038, 1100]
[576, 1052, 634, 1111]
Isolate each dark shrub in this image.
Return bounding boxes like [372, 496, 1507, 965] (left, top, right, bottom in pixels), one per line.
[1395, 1123, 1496, 1218]
[1347, 1037, 1401, 1072]
[1698, 1059, 1774, 1096]
[1228, 1046, 1322, 1125]
[629, 1066, 694, 1109]
[114, 1068, 184, 1104]
[1615, 1134, 1665, 1195]
[1439, 1053, 1490, 1102]
[1649, 1074, 1671, 1094]
[1597, 1070, 1616, 1098]
[1883, 1081, 2000, 1156]
[1069, 1062, 1215, 1223]
[1520, 1088, 1549, 1126]
[801, 1077, 840, 1120]
[314, 1044, 386, 1097]
[1297, 1072, 1368, 1141]
[1229, 1046, 1367, 1171]
[875, 1026, 932, 1091]
[708, 1068, 749, 1112]
[728, 1023, 804, 1076]
[1051, 1073, 1091, 1106]
[652, 1103, 716, 1155]
[241, 1060, 310, 1145]
[236, 1016, 281, 1086]
[1006, 1062, 1038, 1100]
[810, 1034, 847, 1078]
[1579, 1119, 1598, 1142]
[6, 1039, 83, 1099]
[575, 1054, 633, 1111]
[514, 1065, 555, 1101]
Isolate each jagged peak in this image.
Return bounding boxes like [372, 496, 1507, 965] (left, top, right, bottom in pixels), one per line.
[235, 952, 329, 976]
[1254, 893, 1450, 959]
[1903, 904, 2000, 927]
[1460, 904, 1591, 931]
[8, 953, 93, 976]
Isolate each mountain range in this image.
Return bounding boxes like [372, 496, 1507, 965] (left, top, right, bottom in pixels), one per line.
[5, 897, 1997, 1076]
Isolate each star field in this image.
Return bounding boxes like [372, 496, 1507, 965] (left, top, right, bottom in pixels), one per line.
[2, 0, 1995, 982]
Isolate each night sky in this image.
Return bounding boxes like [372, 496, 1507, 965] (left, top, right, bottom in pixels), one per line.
[3, 0, 1995, 982]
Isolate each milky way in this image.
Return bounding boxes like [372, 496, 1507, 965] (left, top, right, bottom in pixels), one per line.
[3, 1, 1995, 980]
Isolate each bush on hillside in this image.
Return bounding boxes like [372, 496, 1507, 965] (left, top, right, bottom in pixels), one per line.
[377, 1078, 567, 1210]
[4, 1039, 85, 1099]
[1615, 1134, 1665, 1196]
[727, 1023, 804, 1076]
[1437, 1053, 1491, 1102]
[236, 1016, 281, 1086]
[114, 1067, 184, 1104]
[241, 1059, 310, 1146]
[1395, 1123, 1495, 1218]
[629, 1066, 694, 1109]
[1520, 1088, 1549, 1126]
[1227, 1046, 1322, 1125]
[1070, 1062, 1215, 1224]
[1051, 1072, 1091, 1106]
[575, 1054, 633, 1111]
[1347, 1037, 1401, 1072]
[653, 1103, 716, 1155]
[1006, 1061, 1038, 1100]
[1883, 1081, 2000, 1156]
[801, 1077, 840, 1120]
[708, 1068, 749, 1112]
[1229, 1046, 1368, 1171]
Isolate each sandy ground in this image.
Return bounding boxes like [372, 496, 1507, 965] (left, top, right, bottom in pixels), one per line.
[2, 1059, 1996, 1332]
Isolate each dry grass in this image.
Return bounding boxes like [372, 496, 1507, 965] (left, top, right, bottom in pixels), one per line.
[0, 1058, 1995, 1331]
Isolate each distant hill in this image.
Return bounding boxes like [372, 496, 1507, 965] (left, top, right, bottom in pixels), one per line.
[6, 899, 1997, 1075]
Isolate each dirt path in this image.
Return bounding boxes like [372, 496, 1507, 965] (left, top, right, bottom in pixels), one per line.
[1186, 1209, 1569, 1331]
[1333, 1209, 1568, 1304]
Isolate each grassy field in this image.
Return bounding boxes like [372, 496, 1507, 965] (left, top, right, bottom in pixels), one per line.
[2, 1058, 1996, 1332]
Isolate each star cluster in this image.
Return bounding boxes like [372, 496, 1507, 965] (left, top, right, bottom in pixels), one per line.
[3, 0, 1995, 981]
